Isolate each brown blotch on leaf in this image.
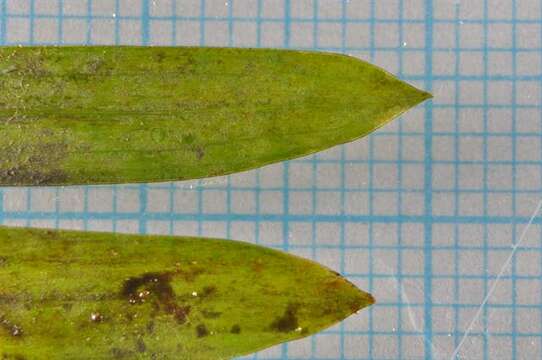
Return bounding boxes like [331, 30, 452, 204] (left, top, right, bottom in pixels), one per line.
[121, 271, 191, 324]
[196, 324, 209, 338]
[270, 303, 299, 333]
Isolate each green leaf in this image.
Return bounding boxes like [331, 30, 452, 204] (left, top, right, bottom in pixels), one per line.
[0, 46, 430, 186]
[0, 226, 373, 359]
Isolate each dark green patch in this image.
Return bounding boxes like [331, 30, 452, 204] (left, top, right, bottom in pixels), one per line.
[270, 303, 299, 333]
[135, 338, 146, 353]
[201, 309, 221, 319]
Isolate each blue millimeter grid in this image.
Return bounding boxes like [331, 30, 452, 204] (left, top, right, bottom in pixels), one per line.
[1, 1, 542, 359]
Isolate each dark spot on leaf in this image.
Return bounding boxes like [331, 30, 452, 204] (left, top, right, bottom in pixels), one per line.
[0, 257, 7, 267]
[194, 146, 205, 160]
[146, 321, 155, 334]
[196, 324, 209, 338]
[270, 303, 299, 333]
[155, 51, 166, 63]
[230, 324, 241, 334]
[200, 285, 216, 298]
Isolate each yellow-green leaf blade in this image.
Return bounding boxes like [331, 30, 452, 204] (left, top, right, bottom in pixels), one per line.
[0, 226, 373, 359]
[0, 46, 431, 185]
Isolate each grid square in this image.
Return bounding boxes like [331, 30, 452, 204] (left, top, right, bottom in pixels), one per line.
[317, 22, 341, 47]
[488, 0, 512, 19]
[62, 19, 88, 43]
[29, 189, 55, 212]
[6, 19, 30, 43]
[344, 192, 369, 215]
[458, 164, 483, 190]
[6, 0, 30, 14]
[260, 190, 283, 214]
[290, 22, 313, 47]
[433, 23, 455, 49]
[488, 51, 513, 76]
[120, 20, 143, 45]
[231, 191, 256, 214]
[150, 21, 173, 45]
[261, 0, 285, 19]
[206, 0, 229, 17]
[373, 164, 398, 189]
[175, 21, 201, 45]
[316, 191, 341, 215]
[92, 0, 117, 16]
[116, 190, 140, 213]
[232, 0, 257, 17]
[149, 0, 173, 17]
[433, 51, 456, 76]
[403, 23, 425, 48]
[34, 0, 58, 15]
[204, 21, 229, 46]
[372, 192, 398, 216]
[517, 23, 541, 49]
[488, 23, 513, 48]
[260, 22, 284, 47]
[233, 22, 257, 46]
[517, 0, 542, 19]
[289, 222, 312, 246]
[374, 23, 399, 47]
[345, 164, 369, 189]
[433, 164, 455, 190]
[91, 19, 116, 45]
[58, 189, 85, 212]
[458, 193, 483, 216]
[346, 23, 370, 48]
[487, 193, 513, 216]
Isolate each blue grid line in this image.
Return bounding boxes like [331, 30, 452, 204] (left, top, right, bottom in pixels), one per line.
[452, 5, 461, 356]
[368, 1, 376, 358]
[397, 0, 405, 358]
[510, 3, 519, 359]
[482, 1, 490, 358]
[423, 1, 434, 358]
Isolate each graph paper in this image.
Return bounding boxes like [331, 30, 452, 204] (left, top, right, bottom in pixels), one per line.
[1, 1, 542, 359]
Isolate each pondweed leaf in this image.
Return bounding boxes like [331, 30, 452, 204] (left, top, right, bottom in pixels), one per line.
[0, 226, 373, 359]
[0, 46, 430, 186]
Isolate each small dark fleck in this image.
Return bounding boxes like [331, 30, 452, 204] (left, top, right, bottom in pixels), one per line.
[111, 348, 133, 359]
[270, 303, 299, 333]
[230, 324, 241, 334]
[90, 312, 104, 323]
[146, 321, 155, 334]
[0, 257, 7, 267]
[136, 338, 146, 353]
[196, 324, 209, 338]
